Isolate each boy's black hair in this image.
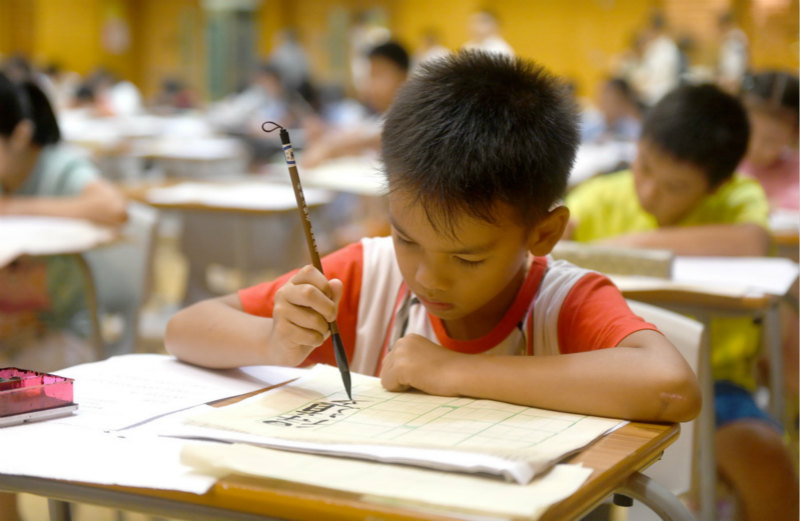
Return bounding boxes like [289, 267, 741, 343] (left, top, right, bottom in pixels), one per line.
[606, 78, 638, 104]
[741, 70, 799, 127]
[0, 72, 60, 145]
[368, 41, 410, 73]
[641, 83, 748, 188]
[382, 51, 579, 231]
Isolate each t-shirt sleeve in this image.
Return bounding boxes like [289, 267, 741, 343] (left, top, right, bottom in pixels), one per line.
[721, 177, 770, 227]
[564, 178, 599, 236]
[43, 148, 101, 197]
[237, 241, 364, 367]
[60, 161, 100, 196]
[557, 272, 659, 354]
[565, 172, 637, 242]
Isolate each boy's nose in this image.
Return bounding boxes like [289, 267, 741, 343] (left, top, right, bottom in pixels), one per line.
[414, 260, 448, 292]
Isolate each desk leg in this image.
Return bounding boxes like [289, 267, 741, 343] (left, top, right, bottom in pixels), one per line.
[616, 472, 696, 521]
[764, 302, 784, 422]
[47, 499, 71, 521]
[696, 325, 717, 521]
[74, 254, 104, 360]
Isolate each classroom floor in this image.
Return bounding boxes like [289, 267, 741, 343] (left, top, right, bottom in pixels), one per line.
[17, 495, 184, 521]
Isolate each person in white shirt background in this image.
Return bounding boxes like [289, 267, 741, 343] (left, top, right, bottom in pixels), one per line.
[463, 9, 514, 57]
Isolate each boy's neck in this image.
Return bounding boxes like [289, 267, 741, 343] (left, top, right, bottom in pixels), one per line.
[3, 147, 41, 193]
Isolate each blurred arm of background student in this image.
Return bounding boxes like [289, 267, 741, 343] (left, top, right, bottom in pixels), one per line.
[596, 223, 770, 256]
[0, 178, 127, 226]
[300, 125, 382, 168]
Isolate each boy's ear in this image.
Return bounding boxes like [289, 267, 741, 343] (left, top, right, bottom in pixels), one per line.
[10, 120, 34, 151]
[527, 206, 570, 256]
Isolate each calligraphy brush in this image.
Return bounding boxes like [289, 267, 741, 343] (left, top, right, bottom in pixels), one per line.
[262, 121, 353, 400]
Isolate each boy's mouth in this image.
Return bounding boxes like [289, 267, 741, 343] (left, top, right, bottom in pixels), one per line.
[417, 296, 454, 312]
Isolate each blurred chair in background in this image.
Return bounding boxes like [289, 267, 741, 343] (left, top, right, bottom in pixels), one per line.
[84, 202, 159, 356]
[623, 300, 714, 521]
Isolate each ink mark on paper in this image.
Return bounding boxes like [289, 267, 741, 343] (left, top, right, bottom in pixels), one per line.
[262, 400, 360, 428]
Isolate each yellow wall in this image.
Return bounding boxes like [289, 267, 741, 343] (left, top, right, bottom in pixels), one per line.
[1, 0, 797, 102]
[32, 0, 105, 75]
[133, 0, 205, 100]
[747, 0, 799, 70]
[265, 0, 657, 98]
[0, 0, 35, 59]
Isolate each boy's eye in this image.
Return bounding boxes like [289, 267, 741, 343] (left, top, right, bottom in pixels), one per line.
[395, 234, 415, 245]
[455, 257, 484, 268]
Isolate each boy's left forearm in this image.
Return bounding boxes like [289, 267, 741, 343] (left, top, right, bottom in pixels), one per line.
[600, 223, 770, 256]
[380, 331, 701, 423]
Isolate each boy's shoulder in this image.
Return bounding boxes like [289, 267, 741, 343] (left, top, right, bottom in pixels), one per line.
[683, 173, 769, 227]
[31, 144, 99, 197]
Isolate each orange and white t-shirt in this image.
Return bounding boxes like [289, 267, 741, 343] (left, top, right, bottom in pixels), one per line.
[238, 237, 657, 375]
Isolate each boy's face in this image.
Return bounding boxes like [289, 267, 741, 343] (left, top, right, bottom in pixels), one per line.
[632, 139, 712, 226]
[365, 56, 406, 114]
[388, 188, 532, 336]
[746, 109, 796, 168]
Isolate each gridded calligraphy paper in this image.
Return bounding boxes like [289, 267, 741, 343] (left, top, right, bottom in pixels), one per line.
[186, 365, 623, 483]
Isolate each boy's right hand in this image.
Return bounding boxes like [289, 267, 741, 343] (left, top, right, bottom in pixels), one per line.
[268, 265, 343, 366]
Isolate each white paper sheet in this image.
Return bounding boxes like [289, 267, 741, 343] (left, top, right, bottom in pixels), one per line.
[0, 421, 220, 493]
[181, 442, 593, 520]
[0, 216, 114, 267]
[769, 209, 800, 232]
[612, 256, 799, 298]
[0, 355, 304, 494]
[145, 181, 332, 211]
[55, 354, 300, 431]
[184, 365, 622, 484]
[673, 256, 798, 296]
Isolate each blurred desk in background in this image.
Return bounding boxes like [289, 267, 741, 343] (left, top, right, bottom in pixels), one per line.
[123, 179, 333, 305]
[770, 209, 799, 262]
[60, 111, 248, 182]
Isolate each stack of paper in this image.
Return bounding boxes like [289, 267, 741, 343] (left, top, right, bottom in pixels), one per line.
[178, 365, 623, 485]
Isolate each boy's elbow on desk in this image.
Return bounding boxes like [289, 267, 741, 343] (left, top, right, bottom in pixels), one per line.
[655, 368, 702, 424]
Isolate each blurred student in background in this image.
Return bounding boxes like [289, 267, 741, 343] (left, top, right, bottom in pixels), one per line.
[0, 72, 127, 372]
[631, 11, 681, 106]
[565, 83, 797, 521]
[269, 28, 312, 97]
[411, 29, 450, 71]
[739, 71, 800, 419]
[580, 77, 642, 144]
[463, 9, 513, 57]
[739, 71, 799, 212]
[152, 77, 197, 113]
[301, 40, 409, 168]
[717, 11, 750, 94]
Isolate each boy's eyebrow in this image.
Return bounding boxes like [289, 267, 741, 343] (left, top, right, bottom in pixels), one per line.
[389, 216, 496, 255]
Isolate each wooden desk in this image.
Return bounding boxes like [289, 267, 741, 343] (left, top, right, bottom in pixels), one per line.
[773, 228, 799, 262]
[0, 423, 687, 521]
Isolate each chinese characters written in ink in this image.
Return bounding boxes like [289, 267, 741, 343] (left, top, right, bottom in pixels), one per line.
[262, 400, 360, 428]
